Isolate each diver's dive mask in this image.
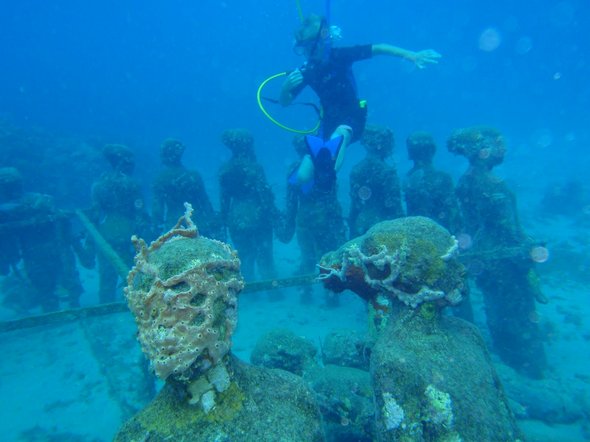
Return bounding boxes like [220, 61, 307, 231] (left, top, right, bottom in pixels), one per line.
[293, 17, 329, 57]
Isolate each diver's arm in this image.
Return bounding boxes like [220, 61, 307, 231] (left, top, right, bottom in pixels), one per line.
[280, 69, 304, 106]
[372, 44, 441, 69]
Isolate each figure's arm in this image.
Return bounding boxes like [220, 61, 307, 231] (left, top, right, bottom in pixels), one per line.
[348, 177, 362, 237]
[276, 182, 298, 243]
[372, 44, 441, 69]
[151, 186, 165, 231]
[383, 169, 405, 218]
[219, 177, 231, 230]
[280, 69, 305, 106]
[194, 174, 215, 215]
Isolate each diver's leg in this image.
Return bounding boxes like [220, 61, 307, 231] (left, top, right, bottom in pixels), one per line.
[332, 125, 353, 172]
[298, 125, 352, 184]
[296, 154, 314, 184]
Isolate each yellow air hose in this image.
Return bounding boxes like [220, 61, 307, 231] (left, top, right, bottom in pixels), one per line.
[256, 71, 321, 135]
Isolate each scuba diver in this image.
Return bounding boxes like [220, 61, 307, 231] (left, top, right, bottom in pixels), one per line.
[280, 13, 441, 189]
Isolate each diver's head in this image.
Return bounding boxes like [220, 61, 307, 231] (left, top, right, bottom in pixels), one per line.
[293, 14, 327, 58]
[103, 144, 135, 175]
[0, 167, 24, 202]
[407, 132, 436, 165]
[160, 138, 186, 166]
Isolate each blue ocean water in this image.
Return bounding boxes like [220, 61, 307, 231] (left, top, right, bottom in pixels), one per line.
[1, 0, 589, 440]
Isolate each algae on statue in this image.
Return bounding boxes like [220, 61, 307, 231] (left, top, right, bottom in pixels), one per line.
[116, 203, 324, 442]
[319, 217, 522, 441]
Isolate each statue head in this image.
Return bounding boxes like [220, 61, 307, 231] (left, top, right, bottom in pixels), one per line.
[160, 138, 186, 167]
[362, 125, 394, 159]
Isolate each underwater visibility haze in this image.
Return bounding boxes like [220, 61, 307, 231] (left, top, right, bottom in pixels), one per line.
[0, 0, 589, 441]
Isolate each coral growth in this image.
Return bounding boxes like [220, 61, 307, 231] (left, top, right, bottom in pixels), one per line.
[318, 216, 465, 311]
[447, 126, 505, 168]
[361, 124, 395, 158]
[221, 128, 255, 156]
[424, 384, 454, 428]
[125, 203, 244, 382]
[382, 392, 405, 430]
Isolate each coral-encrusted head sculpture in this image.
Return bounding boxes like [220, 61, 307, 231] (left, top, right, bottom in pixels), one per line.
[361, 124, 395, 159]
[319, 217, 465, 312]
[447, 126, 506, 169]
[125, 203, 244, 383]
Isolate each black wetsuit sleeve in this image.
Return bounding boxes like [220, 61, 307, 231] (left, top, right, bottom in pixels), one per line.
[334, 44, 373, 64]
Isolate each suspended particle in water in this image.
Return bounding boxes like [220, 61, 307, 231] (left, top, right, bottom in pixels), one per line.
[528, 311, 540, 324]
[479, 27, 502, 52]
[134, 198, 144, 209]
[551, 1, 575, 27]
[515, 36, 533, 55]
[358, 186, 372, 201]
[479, 148, 491, 159]
[534, 129, 553, 148]
[530, 246, 550, 263]
[457, 233, 473, 250]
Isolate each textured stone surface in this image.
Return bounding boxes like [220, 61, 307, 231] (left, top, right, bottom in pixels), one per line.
[319, 217, 465, 310]
[371, 309, 523, 442]
[126, 206, 243, 382]
[115, 355, 325, 442]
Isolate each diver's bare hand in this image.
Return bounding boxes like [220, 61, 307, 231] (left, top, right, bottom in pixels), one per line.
[280, 69, 304, 106]
[413, 49, 442, 69]
[286, 69, 304, 88]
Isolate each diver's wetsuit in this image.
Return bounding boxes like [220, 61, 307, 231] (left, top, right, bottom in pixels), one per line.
[291, 44, 373, 142]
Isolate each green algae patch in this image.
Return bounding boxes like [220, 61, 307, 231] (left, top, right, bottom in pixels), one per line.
[419, 302, 438, 321]
[204, 382, 245, 424]
[136, 381, 245, 437]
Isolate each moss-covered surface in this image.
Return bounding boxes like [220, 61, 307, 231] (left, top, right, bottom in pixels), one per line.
[362, 218, 462, 294]
[115, 355, 325, 442]
[371, 310, 523, 442]
[250, 329, 318, 376]
[305, 364, 374, 442]
[320, 217, 465, 306]
[150, 236, 236, 282]
[129, 379, 245, 437]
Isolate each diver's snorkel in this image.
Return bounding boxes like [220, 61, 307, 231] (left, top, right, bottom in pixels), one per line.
[257, 1, 342, 134]
[293, 17, 326, 58]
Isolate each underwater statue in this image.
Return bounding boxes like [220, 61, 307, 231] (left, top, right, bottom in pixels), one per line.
[349, 125, 404, 238]
[403, 131, 463, 234]
[88, 143, 152, 303]
[319, 217, 522, 441]
[0, 166, 85, 311]
[152, 138, 221, 237]
[277, 135, 347, 303]
[218, 129, 279, 282]
[116, 203, 324, 442]
[448, 126, 548, 379]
